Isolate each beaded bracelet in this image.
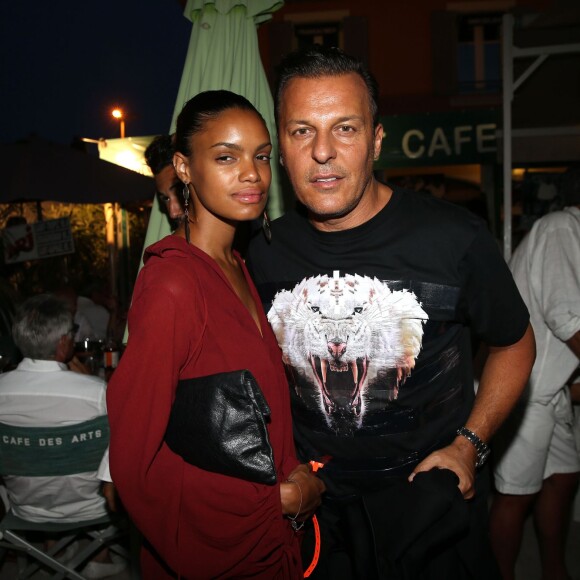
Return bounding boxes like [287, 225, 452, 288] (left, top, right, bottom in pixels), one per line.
[286, 478, 304, 532]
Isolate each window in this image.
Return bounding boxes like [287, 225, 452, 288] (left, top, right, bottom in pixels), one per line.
[457, 13, 502, 94]
[294, 21, 340, 49]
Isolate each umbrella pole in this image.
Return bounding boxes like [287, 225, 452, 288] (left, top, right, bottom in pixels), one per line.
[104, 203, 118, 303]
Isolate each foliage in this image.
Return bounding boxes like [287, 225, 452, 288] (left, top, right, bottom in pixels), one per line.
[0, 202, 148, 301]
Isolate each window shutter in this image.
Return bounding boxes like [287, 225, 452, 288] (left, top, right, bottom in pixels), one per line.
[343, 16, 369, 67]
[431, 11, 458, 95]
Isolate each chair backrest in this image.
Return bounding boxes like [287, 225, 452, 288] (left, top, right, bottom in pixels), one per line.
[0, 416, 109, 477]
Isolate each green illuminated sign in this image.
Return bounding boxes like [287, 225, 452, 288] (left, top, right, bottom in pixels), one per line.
[376, 110, 499, 168]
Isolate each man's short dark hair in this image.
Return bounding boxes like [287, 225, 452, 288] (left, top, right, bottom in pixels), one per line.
[144, 135, 174, 176]
[275, 45, 380, 128]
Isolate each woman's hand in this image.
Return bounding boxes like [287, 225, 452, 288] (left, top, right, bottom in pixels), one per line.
[280, 463, 325, 521]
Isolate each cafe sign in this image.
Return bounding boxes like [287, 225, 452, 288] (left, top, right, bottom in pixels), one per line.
[3, 217, 75, 264]
[376, 109, 499, 168]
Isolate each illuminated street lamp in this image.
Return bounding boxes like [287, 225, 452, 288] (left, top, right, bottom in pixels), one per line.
[111, 108, 125, 139]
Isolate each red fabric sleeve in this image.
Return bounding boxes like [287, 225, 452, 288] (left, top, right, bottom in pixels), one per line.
[107, 259, 201, 570]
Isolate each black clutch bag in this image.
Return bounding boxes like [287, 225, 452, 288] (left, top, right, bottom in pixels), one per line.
[164, 369, 277, 485]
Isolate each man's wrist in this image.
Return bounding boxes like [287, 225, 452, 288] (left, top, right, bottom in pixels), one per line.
[456, 426, 490, 468]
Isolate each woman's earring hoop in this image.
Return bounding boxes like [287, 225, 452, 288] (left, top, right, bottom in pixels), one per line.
[262, 211, 272, 243]
[182, 183, 191, 243]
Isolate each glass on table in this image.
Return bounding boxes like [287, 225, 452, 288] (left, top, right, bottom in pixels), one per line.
[0, 353, 10, 373]
[73, 338, 104, 376]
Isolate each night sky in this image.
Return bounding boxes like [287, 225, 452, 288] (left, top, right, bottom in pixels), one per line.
[1, 0, 191, 145]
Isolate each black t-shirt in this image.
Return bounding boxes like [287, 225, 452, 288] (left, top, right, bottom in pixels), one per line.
[247, 186, 529, 496]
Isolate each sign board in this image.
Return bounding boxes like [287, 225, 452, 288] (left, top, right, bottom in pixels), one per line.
[3, 218, 75, 264]
[376, 109, 499, 168]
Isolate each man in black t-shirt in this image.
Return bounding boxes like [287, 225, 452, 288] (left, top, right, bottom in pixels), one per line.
[247, 46, 535, 579]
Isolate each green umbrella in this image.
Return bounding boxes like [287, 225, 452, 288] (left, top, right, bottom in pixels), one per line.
[141, 0, 284, 252]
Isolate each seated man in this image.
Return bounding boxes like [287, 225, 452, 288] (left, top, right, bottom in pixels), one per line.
[0, 293, 124, 578]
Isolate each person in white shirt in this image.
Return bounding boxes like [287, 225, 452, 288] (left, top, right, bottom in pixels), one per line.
[491, 201, 580, 580]
[77, 295, 109, 342]
[0, 293, 124, 579]
[54, 285, 95, 343]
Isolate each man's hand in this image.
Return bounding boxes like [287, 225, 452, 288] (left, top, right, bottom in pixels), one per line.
[67, 355, 90, 375]
[409, 435, 478, 499]
[280, 463, 326, 520]
[409, 324, 535, 501]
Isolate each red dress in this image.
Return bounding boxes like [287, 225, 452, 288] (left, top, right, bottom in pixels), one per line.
[107, 235, 301, 579]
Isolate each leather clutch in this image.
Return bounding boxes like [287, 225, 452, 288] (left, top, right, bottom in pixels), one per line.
[164, 369, 277, 485]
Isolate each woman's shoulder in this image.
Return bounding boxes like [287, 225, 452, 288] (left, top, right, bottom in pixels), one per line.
[137, 237, 205, 299]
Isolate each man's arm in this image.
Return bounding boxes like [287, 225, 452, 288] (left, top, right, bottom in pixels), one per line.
[409, 323, 535, 498]
[102, 482, 117, 512]
[566, 330, 580, 359]
[566, 331, 580, 403]
[570, 383, 580, 404]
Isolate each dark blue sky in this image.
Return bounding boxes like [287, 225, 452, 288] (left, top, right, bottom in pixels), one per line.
[1, 0, 191, 145]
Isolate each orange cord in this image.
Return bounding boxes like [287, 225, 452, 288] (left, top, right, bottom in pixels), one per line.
[303, 514, 320, 578]
[303, 461, 324, 578]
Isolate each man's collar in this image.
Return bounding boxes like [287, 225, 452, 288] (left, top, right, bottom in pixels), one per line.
[17, 358, 68, 372]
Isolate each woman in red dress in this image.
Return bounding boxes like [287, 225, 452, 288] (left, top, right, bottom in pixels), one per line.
[107, 91, 324, 579]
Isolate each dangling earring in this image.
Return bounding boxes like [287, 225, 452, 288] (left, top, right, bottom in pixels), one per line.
[182, 183, 191, 244]
[262, 210, 272, 243]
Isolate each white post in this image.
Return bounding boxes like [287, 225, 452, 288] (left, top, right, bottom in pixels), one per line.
[104, 203, 118, 301]
[502, 13, 514, 262]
